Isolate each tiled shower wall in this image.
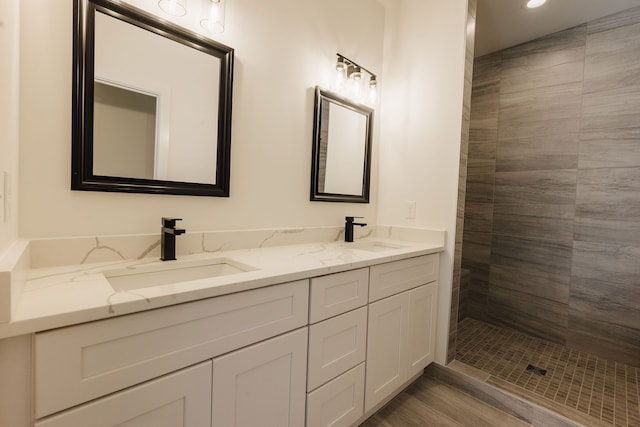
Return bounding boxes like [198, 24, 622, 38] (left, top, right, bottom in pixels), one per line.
[461, 6, 640, 366]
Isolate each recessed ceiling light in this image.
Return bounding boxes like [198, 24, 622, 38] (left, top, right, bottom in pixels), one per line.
[526, 0, 547, 8]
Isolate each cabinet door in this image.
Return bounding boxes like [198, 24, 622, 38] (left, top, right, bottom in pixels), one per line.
[212, 328, 308, 427]
[35, 361, 212, 427]
[364, 292, 407, 412]
[406, 282, 437, 378]
[364, 283, 438, 413]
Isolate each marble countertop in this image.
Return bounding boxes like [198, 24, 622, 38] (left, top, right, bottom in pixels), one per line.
[0, 237, 443, 339]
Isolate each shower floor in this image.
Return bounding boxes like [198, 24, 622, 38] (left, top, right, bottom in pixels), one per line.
[456, 318, 640, 427]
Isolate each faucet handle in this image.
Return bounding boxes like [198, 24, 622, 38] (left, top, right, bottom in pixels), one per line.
[346, 216, 364, 223]
[162, 217, 183, 228]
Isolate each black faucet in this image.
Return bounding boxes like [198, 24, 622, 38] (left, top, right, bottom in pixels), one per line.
[161, 217, 186, 261]
[345, 216, 367, 242]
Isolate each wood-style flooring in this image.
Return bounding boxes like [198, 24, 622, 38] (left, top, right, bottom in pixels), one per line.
[360, 374, 531, 426]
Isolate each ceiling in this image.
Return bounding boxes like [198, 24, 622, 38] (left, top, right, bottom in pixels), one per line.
[474, 0, 640, 57]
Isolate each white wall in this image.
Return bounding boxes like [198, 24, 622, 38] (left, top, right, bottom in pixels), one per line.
[377, 0, 469, 363]
[18, 0, 385, 238]
[0, 0, 20, 254]
[15, 0, 470, 362]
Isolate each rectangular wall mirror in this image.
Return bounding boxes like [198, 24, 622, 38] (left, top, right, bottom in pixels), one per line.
[72, 0, 234, 196]
[310, 87, 373, 203]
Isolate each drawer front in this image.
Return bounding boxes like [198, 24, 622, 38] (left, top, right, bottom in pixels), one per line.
[306, 363, 365, 427]
[369, 254, 438, 302]
[309, 268, 369, 323]
[35, 361, 212, 427]
[307, 307, 367, 391]
[35, 280, 309, 418]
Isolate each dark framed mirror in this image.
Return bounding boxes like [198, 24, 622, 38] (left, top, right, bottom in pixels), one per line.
[72, 0, 234, 197]
[310, 87, 373, 203]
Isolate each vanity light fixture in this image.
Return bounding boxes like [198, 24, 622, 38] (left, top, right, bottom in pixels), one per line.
[526, 0, 546, 8]
[158, 0, 187, 17]
[333, 54, 378, 107]
[201, 0, 226, 34]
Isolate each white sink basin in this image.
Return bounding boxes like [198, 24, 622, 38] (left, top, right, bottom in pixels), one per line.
[105, 258, 257, 291]
[346, 241, 406, 252]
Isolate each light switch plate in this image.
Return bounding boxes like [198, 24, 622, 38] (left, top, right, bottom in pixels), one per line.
[405, 200, 416, 219]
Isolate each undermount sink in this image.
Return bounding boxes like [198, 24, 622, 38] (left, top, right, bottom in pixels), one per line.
[346, 241, 406, 252]
[105, 258, 257, 292]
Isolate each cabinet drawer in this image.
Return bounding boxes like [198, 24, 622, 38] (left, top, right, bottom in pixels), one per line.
[309, 268, 368, 323]
[35, 361, 212, 427]
[307, 307, 367, 391]
[35, 280, 309, 418]
[369, 254, 438, 302]
[306, 363, 365, 427]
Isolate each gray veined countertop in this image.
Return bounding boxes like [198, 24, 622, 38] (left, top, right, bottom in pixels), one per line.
[0, 236, 444, 339]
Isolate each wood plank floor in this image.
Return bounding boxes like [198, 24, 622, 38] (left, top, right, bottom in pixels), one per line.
[360, 374, 531, 426]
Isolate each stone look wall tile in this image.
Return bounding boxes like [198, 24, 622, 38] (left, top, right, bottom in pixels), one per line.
[459, 5, 640, 364]
[492, 203, 575, 242]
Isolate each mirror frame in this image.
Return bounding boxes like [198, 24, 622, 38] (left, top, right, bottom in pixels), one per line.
[72, 0, 234, 197]
[310, 87, 373, 203]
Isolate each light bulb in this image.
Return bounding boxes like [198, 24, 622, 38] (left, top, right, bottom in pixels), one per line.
[368, 77, 377, 105]
[351, 66, 362, 81]
[347, 73, 362, 102]
[333, 66, 346, 93]
[158, 0, 187, 17]
[201, 0, 226, 34]
[526, 0, 546, 8]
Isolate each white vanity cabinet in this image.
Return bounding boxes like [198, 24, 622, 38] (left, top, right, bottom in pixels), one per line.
[365, 255, 439, 413]
[26, 251, 441, 427]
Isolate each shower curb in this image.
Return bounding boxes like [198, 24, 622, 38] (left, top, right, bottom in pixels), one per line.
[425, 363, 612, 427]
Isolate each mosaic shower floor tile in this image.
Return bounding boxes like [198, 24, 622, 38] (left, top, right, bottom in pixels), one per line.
[456, 318, 640, 427]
